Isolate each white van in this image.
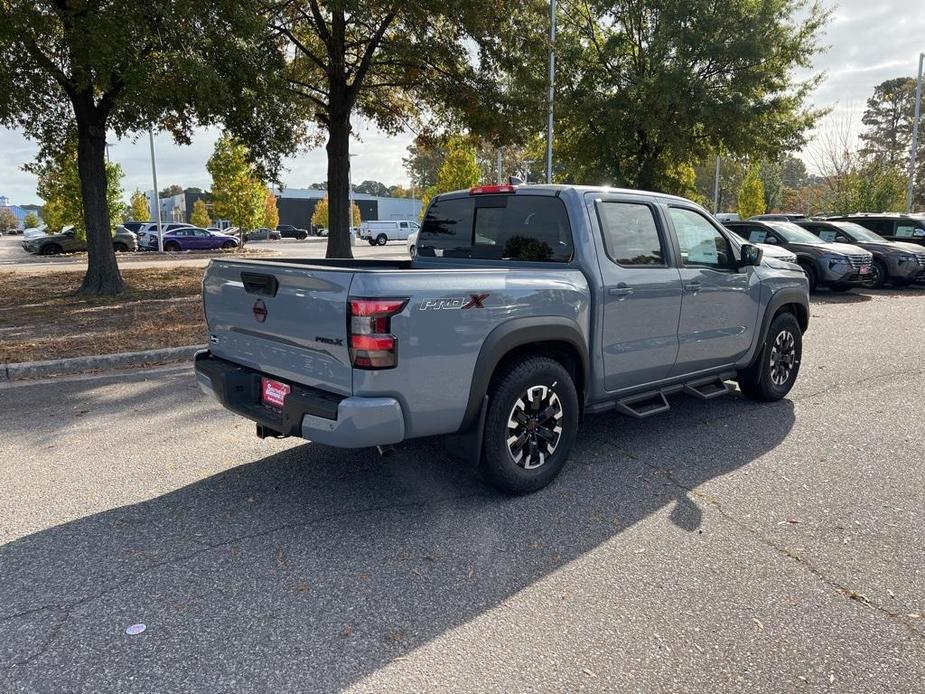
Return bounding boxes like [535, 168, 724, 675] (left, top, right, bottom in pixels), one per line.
[358, 220, 420, 245]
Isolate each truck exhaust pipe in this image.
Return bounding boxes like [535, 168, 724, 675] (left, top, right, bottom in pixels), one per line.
[377, 444, 396, 457]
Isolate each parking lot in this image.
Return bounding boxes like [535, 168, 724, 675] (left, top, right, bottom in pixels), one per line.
[0, 234, 410, 272]
[1, 286, 924, 692]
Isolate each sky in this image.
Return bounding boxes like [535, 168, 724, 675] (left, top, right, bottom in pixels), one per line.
[1, 0, 924, 206]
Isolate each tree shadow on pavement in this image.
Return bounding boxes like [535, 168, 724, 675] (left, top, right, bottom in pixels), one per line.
[0, 391, 794, 692]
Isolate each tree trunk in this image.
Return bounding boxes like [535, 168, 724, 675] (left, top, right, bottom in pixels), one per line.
[76, 110, 124, 295]
[325, 104, 354, 259]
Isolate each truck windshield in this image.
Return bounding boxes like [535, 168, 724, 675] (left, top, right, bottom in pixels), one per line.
[419, 195, 574, 262]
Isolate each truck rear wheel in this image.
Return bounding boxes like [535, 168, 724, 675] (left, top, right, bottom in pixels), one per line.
[480, 356, 579, 494]
[737, 311, 802, 401]
[376, 234, 388, 246]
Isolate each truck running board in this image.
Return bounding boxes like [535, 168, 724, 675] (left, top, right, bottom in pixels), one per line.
[601, 373, 735, 419]
[615, 392, 670, 419]
[683, 377, 731, 400]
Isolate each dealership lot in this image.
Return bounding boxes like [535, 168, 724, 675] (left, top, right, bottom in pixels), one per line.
[1, 288, 924, 692]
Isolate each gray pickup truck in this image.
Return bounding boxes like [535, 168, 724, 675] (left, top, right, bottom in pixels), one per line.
[196, 185, 809, 493]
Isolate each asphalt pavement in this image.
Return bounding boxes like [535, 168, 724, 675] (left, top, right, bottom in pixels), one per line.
[1, 288, 924, 693]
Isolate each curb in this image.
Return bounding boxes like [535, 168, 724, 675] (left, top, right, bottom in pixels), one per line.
[1, 345, 206, 382]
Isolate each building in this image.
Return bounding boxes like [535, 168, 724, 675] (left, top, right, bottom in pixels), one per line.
[142, 187, 422, 229]
[0, 196, 42, 230]
[276, 188, 422, 229]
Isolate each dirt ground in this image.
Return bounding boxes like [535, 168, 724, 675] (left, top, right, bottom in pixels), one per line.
[0, 267, 208, 362]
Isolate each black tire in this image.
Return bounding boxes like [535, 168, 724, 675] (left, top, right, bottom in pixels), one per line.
[737, 311, 802, 402]
[222, 240, 237, 249]
[799, 261, 817, 292]
[113, 242, 128, 253]
[298, 231, 307, 240]
[866, 260, 887, 289]
[480, 356, 579, 494]
[164, 240, 181, 252]
[376, 234, 388, 246]
[367, 239, 377, 246]
[409, 244, 416, 259]
[41, 243, 63, 256]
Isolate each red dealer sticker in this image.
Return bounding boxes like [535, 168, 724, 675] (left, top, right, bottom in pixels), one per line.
[261, 377, 290, 409]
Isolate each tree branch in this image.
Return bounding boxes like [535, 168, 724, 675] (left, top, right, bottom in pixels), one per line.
[347, 8, 397, 98]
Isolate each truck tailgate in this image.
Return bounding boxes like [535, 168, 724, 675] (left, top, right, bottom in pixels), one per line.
[203, 259, 354, 395]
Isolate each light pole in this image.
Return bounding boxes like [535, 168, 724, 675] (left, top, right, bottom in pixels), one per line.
[907, 52, 924, 213]
[713, 155, 721, 213]
[544, 0, 556, 184]
[148, 128, 163, 252]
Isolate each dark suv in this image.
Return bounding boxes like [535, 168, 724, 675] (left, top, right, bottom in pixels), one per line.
[725, 220, 873, 291]
[827, 214, 925, 246]
[797, 219, 925, 288]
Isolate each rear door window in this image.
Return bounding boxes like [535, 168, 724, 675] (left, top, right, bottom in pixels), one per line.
[419, 195, 573, 262]
[596, 201, 666, 266]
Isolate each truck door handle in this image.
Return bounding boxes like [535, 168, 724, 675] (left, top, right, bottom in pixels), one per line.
[609, 284, 633, 300]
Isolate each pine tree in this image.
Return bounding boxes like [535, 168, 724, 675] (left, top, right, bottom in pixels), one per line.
[129, 190, 150, 221]
[190, 199, 211, 228]
[737, 164, 766, 219]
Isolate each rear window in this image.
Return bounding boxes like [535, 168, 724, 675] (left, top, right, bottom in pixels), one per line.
[419, 195, 573, 262]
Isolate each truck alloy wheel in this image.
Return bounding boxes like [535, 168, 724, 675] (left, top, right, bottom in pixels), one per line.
[506, 385, 564, 469]
[768, 329, 796, 386]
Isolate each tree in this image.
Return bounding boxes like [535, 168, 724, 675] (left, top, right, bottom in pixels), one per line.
[31, 141, 124, 237]
[551, 0, 828, 191]
[129, 189, 150, 221]
[738, 164, 766, 219]
[0, 207, 18, 234]
[273, 1, 536, 259]
[434, 136, 482, 194]
[758, 160, 784, 211]
[190, 199, 212, 228]
[159, 184, 184, 198]
[354, 180, 389, 197]
[859, 77, 924, 207]
[22, 211, 39, 229]
[0, 2, 295, 294]
[387, 184, 414, 198]
[263, 189, 280, 229]
[311, 194, 360, 230]
[207, 134, 266, 232]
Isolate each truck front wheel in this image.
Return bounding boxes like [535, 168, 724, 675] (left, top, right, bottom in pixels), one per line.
[480, 356, 579, 494]
[737, 311, 802, 401]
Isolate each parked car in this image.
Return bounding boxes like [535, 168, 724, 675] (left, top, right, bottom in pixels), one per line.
[358, 219, 420, 245]
[724, 220, 872, 291]
[20, 226, 47, 238]
[246, 228, 282, 241]
[407, 230, 419, 258]
[749, 213, 806, 222]
[196, 184, 809, 494]
[276, 224, 309, 240]
[137, 222, 194, 249]
[796, 219, 925, 288]
[826, 213, 925, 246]
[121, 221, 148, 236]
[21, 226, 137, 255]
[140, 226, 239, 251]
[714, 212, 740, 223]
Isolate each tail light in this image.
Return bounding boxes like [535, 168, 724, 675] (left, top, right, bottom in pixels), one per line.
[469, 184, 517, 195]
[348, 298, 408, 369]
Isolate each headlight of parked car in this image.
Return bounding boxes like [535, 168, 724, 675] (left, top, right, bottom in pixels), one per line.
[898, 253, 918, 264]
[822, 254, 848, 269]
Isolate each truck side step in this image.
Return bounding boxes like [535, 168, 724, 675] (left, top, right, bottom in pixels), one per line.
[683, 377, 731, 400]
[615, 391, 670, 419]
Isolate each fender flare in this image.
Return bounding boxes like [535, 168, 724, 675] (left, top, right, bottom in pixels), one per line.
[749, 288, 809, 367]
[459, 316, 589, 432]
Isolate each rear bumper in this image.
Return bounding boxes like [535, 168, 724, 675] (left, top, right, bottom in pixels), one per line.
[194, 351, 405, 448]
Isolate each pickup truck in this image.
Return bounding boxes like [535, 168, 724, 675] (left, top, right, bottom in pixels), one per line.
[196, 185, 809, 494]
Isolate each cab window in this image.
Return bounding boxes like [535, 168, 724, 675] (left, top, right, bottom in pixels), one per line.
[669, 207, 735, 270]
[596, 201, 666, 266]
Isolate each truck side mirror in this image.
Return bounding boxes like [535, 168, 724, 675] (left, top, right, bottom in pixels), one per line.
[740, 244, 763, 267]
